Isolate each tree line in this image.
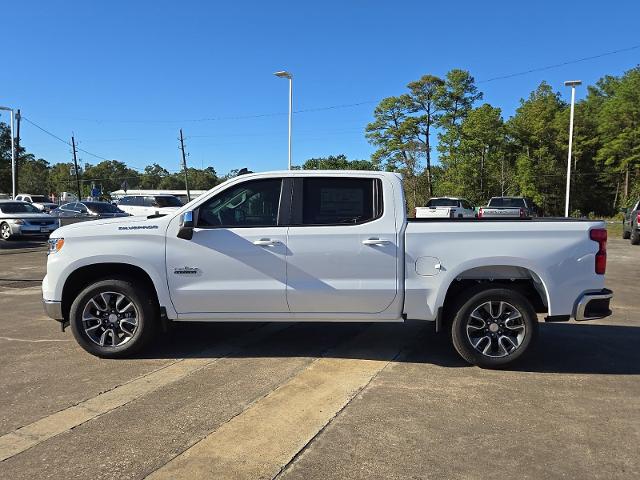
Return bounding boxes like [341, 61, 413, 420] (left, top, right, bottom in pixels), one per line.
[1, 65, 638, 214]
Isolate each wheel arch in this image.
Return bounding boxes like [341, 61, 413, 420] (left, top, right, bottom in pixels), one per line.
[438, 264, 550, 331]
[61, 263, 160, 321]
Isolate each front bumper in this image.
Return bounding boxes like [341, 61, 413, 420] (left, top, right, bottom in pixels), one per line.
[43, 299, 64, 320]
[575, 288, 613, 321]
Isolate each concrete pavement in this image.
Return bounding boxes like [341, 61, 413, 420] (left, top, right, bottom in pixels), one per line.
[0, 239, 638, 479]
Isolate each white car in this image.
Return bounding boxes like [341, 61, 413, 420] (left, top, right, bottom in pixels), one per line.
[0, 201, 58, 240]
[415, 197, 476, 219]
[14, 194, 58, 213]
[116, 194, 183, 217]
[43, 170, 612, 368]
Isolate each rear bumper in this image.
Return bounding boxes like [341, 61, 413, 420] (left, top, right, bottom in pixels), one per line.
[43, 299, 64, 320]
[575, 288, 613, 321]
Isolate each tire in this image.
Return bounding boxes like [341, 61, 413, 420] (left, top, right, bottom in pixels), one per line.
[0, 222, 12, 240]
[451, 286, 538, 368]
[69, 277, 159, 358]
[631, 228, 640, 245]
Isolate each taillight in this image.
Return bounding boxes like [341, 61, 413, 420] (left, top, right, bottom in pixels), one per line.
[590, 228, 607, 274]
[637, 212, 640, 224]
[478, 207, 484, 218]
[519, 207, 525, 218]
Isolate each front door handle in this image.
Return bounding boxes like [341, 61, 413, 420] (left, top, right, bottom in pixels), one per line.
[362, 238, 391, 246]
[253, 238, 280, 247]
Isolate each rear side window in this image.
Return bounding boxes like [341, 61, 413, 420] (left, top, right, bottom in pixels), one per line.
[300, 178, 381, 225]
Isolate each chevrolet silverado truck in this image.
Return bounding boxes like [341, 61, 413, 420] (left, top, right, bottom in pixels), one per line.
[42, 171, 613, 368]
[622, 198, 640, 245]
[479, 196, 539, 219]
[415, 197, 476, 219]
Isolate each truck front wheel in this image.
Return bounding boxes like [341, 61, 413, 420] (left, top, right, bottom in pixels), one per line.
[69, 277, 158, 358]
[451, 287, 538, 368]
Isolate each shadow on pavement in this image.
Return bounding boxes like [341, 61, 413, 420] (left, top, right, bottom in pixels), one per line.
[0, 239, 47, 253]
[137, 320, 640, 375]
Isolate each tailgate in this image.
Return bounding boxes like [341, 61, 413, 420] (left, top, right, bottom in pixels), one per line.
[415, 207, 452, 218]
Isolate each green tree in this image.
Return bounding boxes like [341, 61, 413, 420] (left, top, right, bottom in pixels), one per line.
[83, 160, 140, 197]
[140, 163, 170, 189]
[507, 82, 566, 215]
[406, 75, 445, 197]
[594, 67, 640, 206]
[302, 154, 377, 171]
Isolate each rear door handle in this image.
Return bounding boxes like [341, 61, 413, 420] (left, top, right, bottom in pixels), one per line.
[253, 238, 280, 247]
[362, 238, 391, 246]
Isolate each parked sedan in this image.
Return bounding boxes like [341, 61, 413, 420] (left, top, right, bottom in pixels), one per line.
[0, 201, 58, 240]
[51, 201, 129, 224]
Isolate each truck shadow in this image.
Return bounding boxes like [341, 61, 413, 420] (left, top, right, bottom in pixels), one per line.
[141, 321, 640, 375]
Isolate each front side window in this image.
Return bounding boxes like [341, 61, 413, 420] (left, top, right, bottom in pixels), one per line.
[301, 178, 380, 225]
[198, 179, 282, 227]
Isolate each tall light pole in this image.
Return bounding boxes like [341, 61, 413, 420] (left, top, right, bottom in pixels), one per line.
[0, 106, 16, 199]
[564, 80, 582, 217]
[274, 71, 293, 170]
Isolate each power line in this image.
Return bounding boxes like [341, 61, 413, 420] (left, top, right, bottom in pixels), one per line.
[478, 44, 640, 83]
[21, 116, 112, 161]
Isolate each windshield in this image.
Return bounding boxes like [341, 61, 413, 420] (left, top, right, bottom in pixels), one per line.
[0, 202, 42, 214]
[85, 202, 123, 213]
[426, 198, 459, 207]
[488, 197, 526, 208]
[30, 195, 48, 203]
[155, 196, 182, 207]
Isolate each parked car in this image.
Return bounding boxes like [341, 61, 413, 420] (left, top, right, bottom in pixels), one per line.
[479, 197, 539, 219]
[14, 194, 58, 213]
[43, 170, 612, 368]
[51, 201, 130, 225]
[116, 194, 183, 217]
[415, 197, 476, 219]
[622, 199, 640, 245]
[0, 201, 58, 240]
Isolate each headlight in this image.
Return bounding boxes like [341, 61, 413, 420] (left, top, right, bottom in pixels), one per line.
[14, 219, 25, 225]
[47, 238, 64, 254]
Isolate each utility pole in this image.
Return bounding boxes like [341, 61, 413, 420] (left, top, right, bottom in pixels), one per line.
[179, 129, 191, 202]
[15, 110, 20, 192]
[71, 135, 82, 200]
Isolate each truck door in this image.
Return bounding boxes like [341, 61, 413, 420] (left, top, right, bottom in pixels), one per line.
[166, 177, 289, 314]
[285, 176, 399, 314]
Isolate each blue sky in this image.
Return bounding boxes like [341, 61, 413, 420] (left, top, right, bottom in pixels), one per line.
[1, 0, 638, 175]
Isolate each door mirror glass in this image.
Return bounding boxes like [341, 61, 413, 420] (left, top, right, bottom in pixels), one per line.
[177, 210, 194, 240]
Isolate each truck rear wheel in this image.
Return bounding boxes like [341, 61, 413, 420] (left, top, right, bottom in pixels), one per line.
[631, 229, 640, 245]
[69, 277, 158, 358]
[451, 287, 538, 368]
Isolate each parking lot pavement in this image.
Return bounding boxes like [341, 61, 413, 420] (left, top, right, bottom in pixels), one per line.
[0, 239, 638, 479]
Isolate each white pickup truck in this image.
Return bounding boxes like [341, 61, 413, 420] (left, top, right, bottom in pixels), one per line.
[42, 171, 613, 368]
[415, 197, 476, 219]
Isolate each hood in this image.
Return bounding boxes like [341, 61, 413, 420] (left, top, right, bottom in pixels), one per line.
[53, 214, 170, 237]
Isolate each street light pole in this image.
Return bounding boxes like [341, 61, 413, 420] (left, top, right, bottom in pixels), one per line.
[274, 71, 293, 170]
[0, 106, 16, 199]
[564, 80, 582, 217]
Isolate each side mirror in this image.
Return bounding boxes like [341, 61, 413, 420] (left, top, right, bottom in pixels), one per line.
[177, 211, 194, 240]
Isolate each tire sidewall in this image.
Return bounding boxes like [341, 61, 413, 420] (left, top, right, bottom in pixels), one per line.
[0, 222, 12, 240]
[451, 287, 538, 368]
[69, 278, 157, 358]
